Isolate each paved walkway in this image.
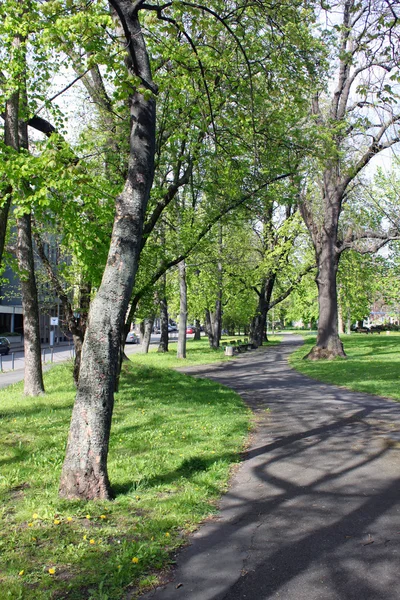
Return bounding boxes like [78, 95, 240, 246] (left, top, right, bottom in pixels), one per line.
[143, 335, 400, 600]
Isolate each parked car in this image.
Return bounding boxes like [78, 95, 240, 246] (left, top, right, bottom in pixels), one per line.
[125, 331, 139, 344]
[168, 324, 178, 332]
[0, 336, 10, 355]
[186, 326, 195, 334]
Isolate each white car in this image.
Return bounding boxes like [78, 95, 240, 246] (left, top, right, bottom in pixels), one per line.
[125, 331, 139, 344]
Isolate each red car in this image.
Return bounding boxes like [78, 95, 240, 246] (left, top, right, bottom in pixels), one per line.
[186, 326, 195, 334]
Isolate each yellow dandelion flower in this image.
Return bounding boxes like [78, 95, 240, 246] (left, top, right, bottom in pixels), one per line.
[54, 519, 60, 525]
[67, 517, 73, 522]
[19, 570, 24, 576]
[48, 568, 56, 575]
[100, 514, 106, 520]
[86, 514, 91, 519]
[132, 557, 139, 564]
[32, 513, 39, 519]
[28, 522, 33, 527]
[83, 535, 87, 540]
[89, 539, 95, 545]
[165, 532, 170, 537]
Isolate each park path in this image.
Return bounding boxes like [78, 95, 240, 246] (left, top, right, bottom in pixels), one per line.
[142, 334, 400, 600]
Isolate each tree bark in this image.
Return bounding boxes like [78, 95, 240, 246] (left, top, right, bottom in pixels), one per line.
[338, 300, 344, 335]
[141, 316, 154, 353]
[5, 44, 44, 396]
[249, 275, 276, 347]
[346, 309, 351, 335]
[303, 214, 345, 360]
[194, 318, 201, 340]
[177, 260, 187, 359]
[249, 291, 267, 348]
[17, 212, 45, 395]
[158, 275, 169, 353]
[59, 4, 156, 500]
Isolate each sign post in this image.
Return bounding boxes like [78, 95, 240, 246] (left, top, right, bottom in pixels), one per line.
[50, 317, 58, 347]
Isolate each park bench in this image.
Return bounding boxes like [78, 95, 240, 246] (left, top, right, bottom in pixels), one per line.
[355, 327, 371, 334]
[223, 338, 253, 354]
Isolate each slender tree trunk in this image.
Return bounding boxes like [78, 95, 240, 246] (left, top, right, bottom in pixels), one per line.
[157, 273, 169, 352]
[177, 260, 187, 359]
[346, 309, 351, 335]
[0, 89, 19, 266]
[5, 45, 44, 396]
[205, 288, 223, 350]
[17, 212, 45, 395]
[338, 301, 344, 335]
[158, 275, 169, 353]
[141, 316, 154, 353]
[194, 318, 201, 340]
[59, 5, 156, 499]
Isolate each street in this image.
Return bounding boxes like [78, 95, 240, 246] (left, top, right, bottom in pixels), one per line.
[0, 333, 179, 389]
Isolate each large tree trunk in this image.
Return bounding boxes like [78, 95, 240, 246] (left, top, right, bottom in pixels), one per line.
[177, 260, 187, 359]
[249, 291, 267, 348]
[304, 228, 345, 360]
[249, 275, 276, 347]
[59, 5, 156, 500]
[141, 316, 154, 353]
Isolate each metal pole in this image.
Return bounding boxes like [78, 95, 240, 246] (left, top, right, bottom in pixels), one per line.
[51, 348, 54, 363]
[0, 355, 2, 372]
[42, 348, 46, 363]
[12, 353, 14, 371]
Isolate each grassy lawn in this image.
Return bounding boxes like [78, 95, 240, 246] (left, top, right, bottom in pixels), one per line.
[289, 332, 400, 401]
[0, 340, 253, 599]
[132, 336, 281, 369]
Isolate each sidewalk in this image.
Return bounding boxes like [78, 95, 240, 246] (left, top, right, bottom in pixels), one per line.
[143, 335, 400, 600]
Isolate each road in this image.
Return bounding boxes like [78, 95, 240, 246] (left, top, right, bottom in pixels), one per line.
[0, 333, 178, 389]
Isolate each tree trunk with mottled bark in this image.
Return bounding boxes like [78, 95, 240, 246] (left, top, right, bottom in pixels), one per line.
[59, 4, 156, 500]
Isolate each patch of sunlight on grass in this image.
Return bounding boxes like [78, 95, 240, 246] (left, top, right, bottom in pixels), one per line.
[289, 333, 400, 401]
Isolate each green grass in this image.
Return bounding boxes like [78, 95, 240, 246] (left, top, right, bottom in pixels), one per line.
[132, 336, 281, 370]
[289, 332, 400, 401]
[0, 345, 252, 599]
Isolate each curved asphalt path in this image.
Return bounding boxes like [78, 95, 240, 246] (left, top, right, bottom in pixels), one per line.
[142, 334, 400, 600]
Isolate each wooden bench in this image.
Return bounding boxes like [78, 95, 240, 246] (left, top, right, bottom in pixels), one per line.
[356, 327, 371, 334]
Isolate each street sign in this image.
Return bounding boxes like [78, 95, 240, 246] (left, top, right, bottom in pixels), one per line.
[50, 317, 59, 326]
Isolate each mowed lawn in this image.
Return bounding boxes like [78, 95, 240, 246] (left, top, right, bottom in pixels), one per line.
[0, 339, 252, 599]
[289, 332, 400, 401]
